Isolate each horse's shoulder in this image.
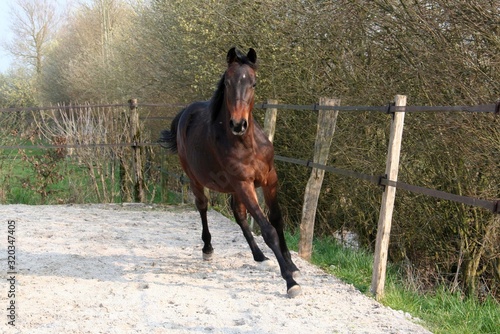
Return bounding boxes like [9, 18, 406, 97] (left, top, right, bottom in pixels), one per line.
[253, 123, 270, 145]
[251, 126, 274, 162]
[180, 101, 209, 124]
[184, 101, 209, 115]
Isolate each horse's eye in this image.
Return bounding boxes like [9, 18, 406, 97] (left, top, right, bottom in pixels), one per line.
[252, 83, 256, 88]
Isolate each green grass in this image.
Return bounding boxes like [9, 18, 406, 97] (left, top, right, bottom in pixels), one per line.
[285, 233, 500, 334]
[1, 148, 181, 205]
[384, 287, 499, 334]
[1, 150, 92, 204]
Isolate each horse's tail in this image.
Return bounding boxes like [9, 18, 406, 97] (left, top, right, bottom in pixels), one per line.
[159, 110, 183, 154]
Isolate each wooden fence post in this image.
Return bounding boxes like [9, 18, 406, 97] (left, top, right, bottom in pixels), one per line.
[129, 98, 145, 203]
[298, 98, 340, 260]
[263, 99, 278, 142]
[251, 99, 279, 232]
[371, 94, 407, 300]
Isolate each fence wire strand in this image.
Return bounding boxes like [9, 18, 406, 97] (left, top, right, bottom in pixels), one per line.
[275, 155, 499, 214]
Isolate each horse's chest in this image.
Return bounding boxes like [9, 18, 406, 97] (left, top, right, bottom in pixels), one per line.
[189, 134, 272, 191]
[204, 154, 267, 191]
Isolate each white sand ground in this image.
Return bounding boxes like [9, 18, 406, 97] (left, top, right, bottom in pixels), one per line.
[0, 204, 431, 333]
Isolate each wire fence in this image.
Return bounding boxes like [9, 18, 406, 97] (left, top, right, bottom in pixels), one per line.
[254, 101, 500, 114]
[0, 100, 498, 213]
[273, 155, 499, 214]
[2, 101, 498, 114]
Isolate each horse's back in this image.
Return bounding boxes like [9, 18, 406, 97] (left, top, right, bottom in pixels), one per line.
[175, 101, 214, 165]
[176, 101, 210, 140]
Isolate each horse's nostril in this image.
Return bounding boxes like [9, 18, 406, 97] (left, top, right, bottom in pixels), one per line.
[229, 119, 248, 135]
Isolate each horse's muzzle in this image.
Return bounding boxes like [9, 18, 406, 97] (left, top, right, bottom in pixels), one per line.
[229, 119, 248, 136]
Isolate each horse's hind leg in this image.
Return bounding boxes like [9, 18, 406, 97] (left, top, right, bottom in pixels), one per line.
[231, 194, 269, 262]
[191, 181, 213, 260]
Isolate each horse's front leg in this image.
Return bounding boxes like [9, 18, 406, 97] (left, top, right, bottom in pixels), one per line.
[234, 181, 301, 298]
[190, 180, 213, 260]
[262, 169, 300, 276]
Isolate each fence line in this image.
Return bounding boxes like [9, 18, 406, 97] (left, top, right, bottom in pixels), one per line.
[1, 101, 498, 114]
[275, 155, 500, 214]
[260, 96, 498, 300]
[2, 100, 497, 212]
[0, 103, 184, 113]
[2, 100, 498, 212]
[0, 103, 129, 113]
[0, 142, 160, 150]
[254, 102, 500, 114]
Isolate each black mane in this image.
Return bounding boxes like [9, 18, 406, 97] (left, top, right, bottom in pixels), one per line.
[209, 74, 226, 122]
[209, 49, 257, 122]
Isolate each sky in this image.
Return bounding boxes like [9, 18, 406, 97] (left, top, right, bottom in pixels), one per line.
[0, 0, 83, 74]
[0, 1, 14, 73]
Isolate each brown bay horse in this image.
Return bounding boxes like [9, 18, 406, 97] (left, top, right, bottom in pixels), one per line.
[160, 47, 301, 297]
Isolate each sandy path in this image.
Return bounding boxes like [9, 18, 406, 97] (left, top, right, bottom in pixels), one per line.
[0, 204, 431, 333]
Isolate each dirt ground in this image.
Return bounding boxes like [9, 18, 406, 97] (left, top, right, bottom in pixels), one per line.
[0, 204, 431, 333]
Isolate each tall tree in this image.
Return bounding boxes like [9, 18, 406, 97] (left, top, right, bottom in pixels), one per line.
[41, 0, 137, 102]
[5, 0, 59, 77]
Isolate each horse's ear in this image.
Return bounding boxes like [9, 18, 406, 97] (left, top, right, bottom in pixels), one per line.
[247, 48, 257, 64]
[227, 47, 237, 64]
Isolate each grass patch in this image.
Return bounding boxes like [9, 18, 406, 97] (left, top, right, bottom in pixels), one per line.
[1, 148, 182, 205]
[1, 148, 95, 204]
[384, 287, 499, 334]
[285, 232, 500, 334]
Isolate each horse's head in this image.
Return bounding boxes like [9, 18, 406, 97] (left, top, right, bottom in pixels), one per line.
[224, 47, 257, 136]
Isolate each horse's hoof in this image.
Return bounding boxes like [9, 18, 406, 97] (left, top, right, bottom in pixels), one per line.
[287, 285, 302, 298]
[258, 259, 276, 270]
[202, 252, 213, 261]
[292, 270, 301, 279]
